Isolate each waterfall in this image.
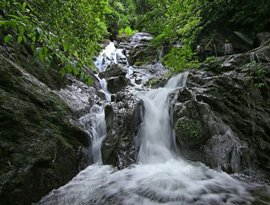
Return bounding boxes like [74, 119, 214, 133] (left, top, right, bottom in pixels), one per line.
[79, 42, 127, 164]
[37, 70, 255, 205]
[78, 105, 106, 164]
[94, 42, 128, 72]
[138, 72, 188, 164]
[84, 42, 129, 163]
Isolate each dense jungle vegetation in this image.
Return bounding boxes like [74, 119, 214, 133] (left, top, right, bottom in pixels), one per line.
[1, 0, 270, 75]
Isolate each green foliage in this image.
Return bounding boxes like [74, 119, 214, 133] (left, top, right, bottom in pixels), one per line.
[134, 0, 202, 72]
[245, 63, 267, 89]
[28, 0, 108, 65]
[118, 26, 137, 38]
[162, 45, 199, 73]
[0, 0, 108, 84]
[200, 0, 270, 33]
[106, 0, 137, 38]
[176, 118, 202, 139]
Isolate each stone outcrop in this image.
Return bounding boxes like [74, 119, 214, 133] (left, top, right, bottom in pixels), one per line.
[170, 53, 270, 177]
[107, 75, 129, 94]
[99, 63, 127, 79]
[101, 88, 143, 169]
[0, 53, 89, 205]
[119, 33, 159, 66]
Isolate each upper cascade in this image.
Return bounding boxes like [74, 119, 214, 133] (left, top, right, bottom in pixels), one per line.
[94, 42, 127, 72]
[129, 32, 153, 44]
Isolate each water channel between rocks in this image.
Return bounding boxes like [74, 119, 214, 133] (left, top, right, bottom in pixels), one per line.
[36, 37, 267, 205]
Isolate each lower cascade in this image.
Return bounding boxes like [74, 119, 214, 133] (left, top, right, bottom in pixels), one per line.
[36, 72, 257, 205]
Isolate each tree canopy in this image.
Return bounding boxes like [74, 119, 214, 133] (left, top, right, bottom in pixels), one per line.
[1, 0, 270, 75]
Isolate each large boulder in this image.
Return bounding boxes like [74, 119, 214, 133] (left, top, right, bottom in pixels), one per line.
[119, 33, 159, 66]
[107, 76, 129, 94]
[101, 89, 142, 169]
[170, 61, 270, 177]
[99, 63, 127, 79]
[0, 54, 90, 205]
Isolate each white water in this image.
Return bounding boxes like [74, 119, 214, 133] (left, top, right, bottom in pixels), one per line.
[79, 105, 106, 164]
[94, 42, 128, 71]
[79, 42, 126, 164]
[84, 42, 129, 163]
[37, 72, 255, 205]
[138, 72, 188, 164]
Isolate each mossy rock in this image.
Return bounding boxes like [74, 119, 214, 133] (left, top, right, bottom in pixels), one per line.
[0, 54, 89, 204]
[175, 117, 204, 148]
[203, 56, 224, 72]
[129, 46, 158, 66]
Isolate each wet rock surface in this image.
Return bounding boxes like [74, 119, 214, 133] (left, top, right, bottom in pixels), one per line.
[0, 54, 89, 205]
[2, 31, 270, 205]
[107, 76, 129, 94]
[101, 88, 142, 169]
[119, 32, 159, 66]
[99, 63, 127, 79]
[170, 60, 270, 177]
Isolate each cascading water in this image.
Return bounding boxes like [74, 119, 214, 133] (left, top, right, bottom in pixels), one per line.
[37, 70, 256, 205]
[79, 105, 106, 164]
[94, 42, 128, 71]
[137, 72, 188, 164]
[81, 41, 129, 163]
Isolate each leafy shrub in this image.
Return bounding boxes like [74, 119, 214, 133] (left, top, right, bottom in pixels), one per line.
[118, 26, 137, 37]
[0, 0, 109, 84]
[162, 45, 199, 73]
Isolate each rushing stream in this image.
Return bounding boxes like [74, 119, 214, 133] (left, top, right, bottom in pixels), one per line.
[36, 40, 264, 205]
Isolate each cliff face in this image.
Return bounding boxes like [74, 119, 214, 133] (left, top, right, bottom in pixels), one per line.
[0, 46, 89, 205]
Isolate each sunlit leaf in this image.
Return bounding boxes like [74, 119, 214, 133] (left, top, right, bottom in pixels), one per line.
[17, 36, 23, 44]
[4, 34, 13, 43]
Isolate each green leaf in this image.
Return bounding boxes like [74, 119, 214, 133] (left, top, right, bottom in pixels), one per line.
[7, 15, 21, 20]
[22, 35, 27, 43]
[36, 27, 43, 36]
[31, 35, 36, 42]
[0, 21, 6, 26]
[60, 68, 66, 77]
[22, 2, 27, 10]
[63, 42, 69, 52]
[66, 64, 73, 73]
[18, 25, 25, 35]
[86, 77, 93, 85]
[18, 36, 23, 44]
[4, 34, 13, 43]
[80, 72, 85, 80]
[72, 66, 79, 75]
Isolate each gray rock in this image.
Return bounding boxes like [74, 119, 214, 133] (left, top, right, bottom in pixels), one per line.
[101, 89, 143, 169]
[0, 54, 89, 205]
[119, 33, 159, 66]
[99, 63, 127, 79]
[107, 76, 129, 94]
[170, 64, 270, 177]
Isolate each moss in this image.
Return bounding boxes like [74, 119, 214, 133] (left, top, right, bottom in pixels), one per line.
[176, 118, 202, 139]
[134, 61, 144, 66]
[146, 77, 164, 87]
